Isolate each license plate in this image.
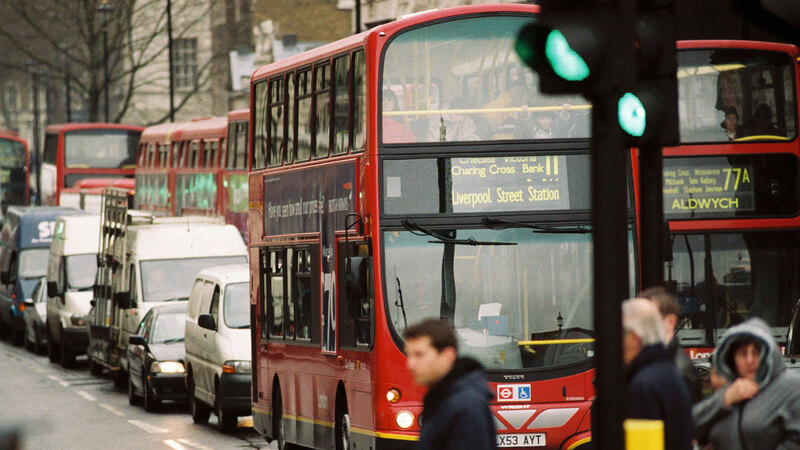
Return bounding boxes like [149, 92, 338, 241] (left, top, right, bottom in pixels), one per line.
[497, 433, 546, 447]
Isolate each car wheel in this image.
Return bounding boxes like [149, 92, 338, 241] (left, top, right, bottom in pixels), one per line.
[189, 373, 210, 424]
[0, 317, 8, 339]
[59, 328, 75, 368]
[11, 322, 23, 346]
[128, 373, 141, 405]
[34, 327, 46, 355]
[216, 387, 237, 432]
[143, 375, 160, 412]
[25, 327, 34, 352]
[88, 357, 103, 376]
[47, 329, 59, 363]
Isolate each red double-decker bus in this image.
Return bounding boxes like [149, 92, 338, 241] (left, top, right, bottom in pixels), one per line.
[248, 5, 636, 449]
[0, 131, 29, 209]
[41, 123, 143, 206]
[663, 40, 800, 370]
[134, 111, 249, 240]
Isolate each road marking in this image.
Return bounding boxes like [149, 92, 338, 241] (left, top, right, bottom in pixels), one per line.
[76, 390, 96, 402]
[128, 420, 168, 434]
[176, 438, 214, 449]
[99, 403, 126, 416]
[48, 375, 69, 387]
[163, 440, 186, 450]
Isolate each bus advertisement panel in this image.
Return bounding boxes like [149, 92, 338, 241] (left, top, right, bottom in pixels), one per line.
[249, 5, 634, 449]
[664, 41, 800, 374]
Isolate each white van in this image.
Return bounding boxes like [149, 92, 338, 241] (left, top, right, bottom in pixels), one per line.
[45, 214, 100, 368]
[185, 264, 251, 432]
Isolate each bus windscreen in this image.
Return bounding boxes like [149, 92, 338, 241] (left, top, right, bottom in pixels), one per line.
[64, 129, 140, 169]
[0, 138, 26, 168]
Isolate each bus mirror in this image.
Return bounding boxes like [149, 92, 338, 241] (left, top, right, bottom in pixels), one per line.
[114, 291, 131, 309]
[47, 281, 61, 298]
[0, 271, 13, 285]
[198, 313, 217, 331]
[346, 256, 370, 317]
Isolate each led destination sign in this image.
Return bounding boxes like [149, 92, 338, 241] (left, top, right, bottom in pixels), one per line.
[450, 156, 570, 213]
[663, 157, 754, 219]
[382, 155, 588, 215]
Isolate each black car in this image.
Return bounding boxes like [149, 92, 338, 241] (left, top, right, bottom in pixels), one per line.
[127, 302, 188, 411]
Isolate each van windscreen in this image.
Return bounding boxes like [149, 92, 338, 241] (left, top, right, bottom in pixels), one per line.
[141, 256, 247, 302]
[223, 282, 249, 329]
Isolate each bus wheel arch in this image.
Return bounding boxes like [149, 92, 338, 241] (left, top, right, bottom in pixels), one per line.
[335, 382, 351, 450]
[272, 376, 287, 449]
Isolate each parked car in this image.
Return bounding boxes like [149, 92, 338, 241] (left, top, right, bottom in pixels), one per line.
[127, 302, 188, 412]
[45, 214, 100, 368]
[22, 277, 47, 354]
[185, 264, 251, 432]
[0, 206, 80, 345]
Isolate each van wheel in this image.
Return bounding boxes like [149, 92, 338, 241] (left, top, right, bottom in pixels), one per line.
[34, 328, 46, 355]
[47, 329, 59, 363]
[143, 374, 160, 412]
[189, 373, 210, 424]
[59, 328, 75, 368]
[88, 357, 103, 376]
[11, 323, 23, 346]
[335, 400, 352, 450]
[0, 317, 8, 338]
[216, 391, 237, 432]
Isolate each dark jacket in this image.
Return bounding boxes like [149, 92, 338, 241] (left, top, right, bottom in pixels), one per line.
[667, 337, 703, 403]
[625, 344, 693, 450]
[418, 357, 496, 450]
[693, 318, 800, 449]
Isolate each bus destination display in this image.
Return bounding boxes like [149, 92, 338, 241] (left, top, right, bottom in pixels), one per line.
[664, 157, 754, 218]
[450, 156, 570, 213]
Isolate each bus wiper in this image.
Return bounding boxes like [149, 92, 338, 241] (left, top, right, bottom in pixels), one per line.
[401, 219, 516, 246]
[394, 272, 408, 330]
[482, 216, 592, 234]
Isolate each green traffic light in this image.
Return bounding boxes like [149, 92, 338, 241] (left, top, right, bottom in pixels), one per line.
[618, 92, 646, 137]
[545, 30, 590, 81]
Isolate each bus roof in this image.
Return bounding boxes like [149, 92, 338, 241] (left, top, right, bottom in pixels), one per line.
[140, 121, 190, 144]
[250, 3, 538, 82]
[180, 116, 228, 140]
[678, 39, 800, 53]
[45, 123, 145, 134]
[0, 132, 27, 146]
[228, 109, 249, 122]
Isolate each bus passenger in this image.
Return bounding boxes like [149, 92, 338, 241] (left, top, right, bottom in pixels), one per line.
[720, 107, 742, 140]
[382, 90, 415, 144]
[427, 97, 480, 142]
[404, 319, 496, 449]
[748, 103, 781, 136]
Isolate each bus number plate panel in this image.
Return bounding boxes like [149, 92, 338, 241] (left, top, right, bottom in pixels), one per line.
[497, 433, 545, 447]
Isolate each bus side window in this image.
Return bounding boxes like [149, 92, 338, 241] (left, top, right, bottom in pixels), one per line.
[352, 50, 366, 152]
[292, 248, 313, 341]
[190, 141, 200, 167]
[313, 63, 331, 159]
[296, 69, 312, 162]
[337, 240, 372, 348]
[267, 249, 286, 339]
[268, 76, 285, 167]
[285, 72, 295, 165]
[253, 80, 268, 170]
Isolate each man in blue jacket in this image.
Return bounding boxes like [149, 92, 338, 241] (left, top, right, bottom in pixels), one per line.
[623, 298, 693, 450]
[404, 319, 496, 449]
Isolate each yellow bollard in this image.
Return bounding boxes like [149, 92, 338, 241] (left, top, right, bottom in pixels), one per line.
[624, 419, 664, 450]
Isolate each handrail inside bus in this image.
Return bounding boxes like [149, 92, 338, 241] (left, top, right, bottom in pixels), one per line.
[517, 338, 595, 346]
[733, 135, 790, 142]
[384, 104, 592, 117]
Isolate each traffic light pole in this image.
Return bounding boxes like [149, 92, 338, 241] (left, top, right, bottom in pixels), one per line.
[589, 90, 628, 450]
[639, 146, 666, 288]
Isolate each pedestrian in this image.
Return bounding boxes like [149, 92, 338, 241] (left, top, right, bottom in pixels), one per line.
[693, 318, 800, 449]
[639, 285, 703, 402]
[404, 319, 496, 449]
[622, 298, 693, 450]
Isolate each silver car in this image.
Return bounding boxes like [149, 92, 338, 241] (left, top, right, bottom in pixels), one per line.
[23, 277, 48, 354]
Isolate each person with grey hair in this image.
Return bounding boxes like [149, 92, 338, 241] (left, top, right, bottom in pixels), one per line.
[622, 298, 693, 450]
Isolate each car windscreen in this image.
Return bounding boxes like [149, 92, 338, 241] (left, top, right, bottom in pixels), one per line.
[223, 282, 249, 329]
[18, 248, 50, 278]
[140, 256, 247, 302]
[65, 253, 98, 290]
[151, 311, 186, 344]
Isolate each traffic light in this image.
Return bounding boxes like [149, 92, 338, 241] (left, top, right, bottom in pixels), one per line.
[515, 2, 620, 95]
[618, 0, 679, 146]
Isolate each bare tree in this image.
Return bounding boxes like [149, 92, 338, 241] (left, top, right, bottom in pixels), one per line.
[0, 0, 222, 124]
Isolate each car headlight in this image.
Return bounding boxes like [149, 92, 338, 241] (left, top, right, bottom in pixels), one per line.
[70, 315, 86, 326]
[150, 361, 185, 374]
[222, 360, 251, 374]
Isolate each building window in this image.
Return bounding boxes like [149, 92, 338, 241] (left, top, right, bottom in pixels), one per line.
[173, 38, 198, 89]
[3, 84, 18, 111]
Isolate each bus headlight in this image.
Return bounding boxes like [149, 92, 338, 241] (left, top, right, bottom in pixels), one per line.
[151, 361, 185, 374]
[395, 411, 414, 429]
[386, 388, 401, 403]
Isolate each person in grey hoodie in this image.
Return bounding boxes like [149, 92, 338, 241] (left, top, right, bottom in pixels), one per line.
[693, 317, 800, 449]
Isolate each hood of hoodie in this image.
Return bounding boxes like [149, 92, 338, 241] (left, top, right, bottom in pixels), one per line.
[713, 317, 783, 387]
